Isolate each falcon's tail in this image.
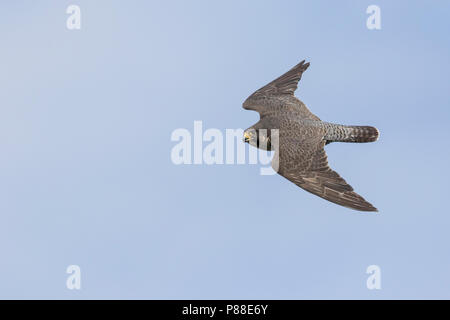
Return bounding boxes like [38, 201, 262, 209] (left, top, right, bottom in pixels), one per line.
[325, 124, 379, 143]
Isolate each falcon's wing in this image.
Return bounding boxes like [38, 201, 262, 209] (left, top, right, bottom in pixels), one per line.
[243, 60, 319, 120]
[247, 60, 310, 97]
[273, 140, 377, 212]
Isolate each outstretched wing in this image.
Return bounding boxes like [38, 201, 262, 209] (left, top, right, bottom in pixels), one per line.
[246, 60, 310, 98]
[243, 60, 319, 120]
[273, 140, 377, 212]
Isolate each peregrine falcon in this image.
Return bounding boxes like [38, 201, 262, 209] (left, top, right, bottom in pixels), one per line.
[243, 60, 379, 212]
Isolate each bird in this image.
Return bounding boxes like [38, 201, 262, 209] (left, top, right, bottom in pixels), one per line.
[242, 60, 379, 212]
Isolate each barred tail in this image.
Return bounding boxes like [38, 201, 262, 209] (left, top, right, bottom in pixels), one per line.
[326, 124, 379, 143]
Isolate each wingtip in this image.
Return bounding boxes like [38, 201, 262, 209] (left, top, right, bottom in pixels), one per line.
[364, 205, 379, 213]
[295, 59, 310, 70]
[301, 60, 310, 71]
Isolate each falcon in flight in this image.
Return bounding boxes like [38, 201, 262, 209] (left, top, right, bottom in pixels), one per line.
[243, 60, 379, 212]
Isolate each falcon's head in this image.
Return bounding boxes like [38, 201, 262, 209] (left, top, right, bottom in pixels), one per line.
[243, 128, 272, 150]
[243, 130, 255, 144]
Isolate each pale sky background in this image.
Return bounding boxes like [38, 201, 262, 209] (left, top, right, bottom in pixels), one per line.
[1, 0, 449, 299]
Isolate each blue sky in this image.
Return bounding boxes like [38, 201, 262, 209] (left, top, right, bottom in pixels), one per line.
[0, 0, 449, 299]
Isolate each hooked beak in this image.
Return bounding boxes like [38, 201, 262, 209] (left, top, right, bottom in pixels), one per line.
[243, 132, 250, 143]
